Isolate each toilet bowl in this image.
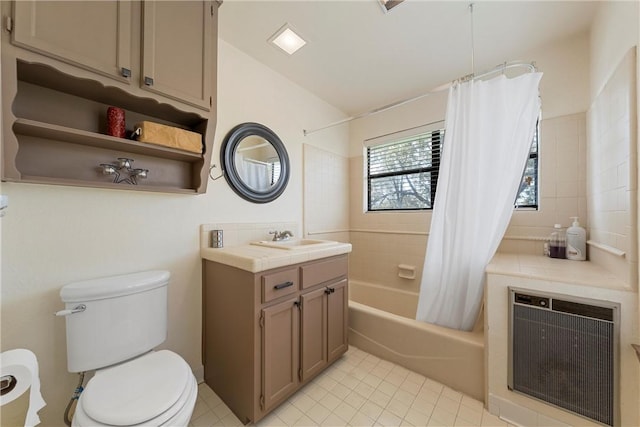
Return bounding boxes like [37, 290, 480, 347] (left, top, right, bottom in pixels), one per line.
[58, 271, 197, 427]
[72, 351, 197, 427]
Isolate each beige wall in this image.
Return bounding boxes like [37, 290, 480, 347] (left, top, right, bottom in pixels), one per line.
[0, 40, 348, 426]
[587, 48, 637, 286]
[303, 144, 350, 243]
[499, 112, 588, 255]
[587, 0, 640, 289]
[589, 1, 640, 100]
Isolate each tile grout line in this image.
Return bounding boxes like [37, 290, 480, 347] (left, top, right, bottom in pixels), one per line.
[191, 346, 496, 427]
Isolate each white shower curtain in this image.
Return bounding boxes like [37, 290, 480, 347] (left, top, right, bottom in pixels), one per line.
[236, 154, 271, 190]
[416, 72, 542, 331]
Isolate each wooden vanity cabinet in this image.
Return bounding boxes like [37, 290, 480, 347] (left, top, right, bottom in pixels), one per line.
[202, 254, 349, 424]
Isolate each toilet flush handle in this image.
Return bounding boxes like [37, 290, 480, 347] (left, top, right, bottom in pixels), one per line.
[55, 304, 86, 317]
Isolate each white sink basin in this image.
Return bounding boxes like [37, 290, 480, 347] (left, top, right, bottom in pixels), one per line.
[250, 239, 338, 250]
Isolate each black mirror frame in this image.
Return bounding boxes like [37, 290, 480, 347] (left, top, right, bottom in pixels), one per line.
[221, 122, 290, 204]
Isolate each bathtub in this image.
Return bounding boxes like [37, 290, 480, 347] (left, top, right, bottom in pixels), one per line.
[348, 280, 485, 401]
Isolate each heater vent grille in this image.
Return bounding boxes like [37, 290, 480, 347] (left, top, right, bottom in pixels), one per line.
[509, 289, 618, 426]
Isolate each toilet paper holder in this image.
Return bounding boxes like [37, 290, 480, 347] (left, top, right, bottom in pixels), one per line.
[1, 375, 17, 396]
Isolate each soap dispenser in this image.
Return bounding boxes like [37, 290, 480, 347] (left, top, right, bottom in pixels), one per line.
[549, 224, 566, 259]
[566, 217, 586, 261]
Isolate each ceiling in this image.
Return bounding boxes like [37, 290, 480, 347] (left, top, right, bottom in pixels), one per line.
[218, 1, 599, 116]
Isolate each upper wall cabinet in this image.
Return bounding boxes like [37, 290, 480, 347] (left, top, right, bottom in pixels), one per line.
[11, 1, 133, 84]
[142, 1, 213, 110]
[10, 0, 214, 112]
[2, 1, 218, 194]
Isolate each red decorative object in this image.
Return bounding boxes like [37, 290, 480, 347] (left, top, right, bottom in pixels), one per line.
[107, 107, 126, 138]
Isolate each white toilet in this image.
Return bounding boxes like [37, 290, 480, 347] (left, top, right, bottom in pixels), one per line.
[58, 270, 197, 427]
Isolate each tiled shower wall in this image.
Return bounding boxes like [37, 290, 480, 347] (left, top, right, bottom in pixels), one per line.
[586, 47, 637, 287]
[303, 144, 350, 244]
[498, 112, 588, 255]
[303, 50, 636, 290]
[345, 112, 588, 294]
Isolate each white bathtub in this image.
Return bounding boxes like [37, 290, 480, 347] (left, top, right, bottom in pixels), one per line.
[348, 280, 485, 401]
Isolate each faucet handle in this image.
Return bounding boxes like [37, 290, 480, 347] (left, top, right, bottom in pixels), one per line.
[269, 230, 280, 241]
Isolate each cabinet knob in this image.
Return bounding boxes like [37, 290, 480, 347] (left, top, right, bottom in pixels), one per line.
[144, 76, 154, 86]
[121, 67, 131, 78]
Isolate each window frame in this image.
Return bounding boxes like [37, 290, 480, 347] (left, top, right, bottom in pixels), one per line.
[514, 122, 539, 210]
[366, 129, 443, 212]
[365, 121, 539, 212]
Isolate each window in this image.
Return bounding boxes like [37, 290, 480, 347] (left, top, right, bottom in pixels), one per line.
[367, 129, 443, 211]
[366, 123, 539, 212]
[515, 123, 539, 209]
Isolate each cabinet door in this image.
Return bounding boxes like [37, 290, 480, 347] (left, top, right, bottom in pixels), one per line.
[327, 279, 349, 362]
[261, 297, 299, 412]
[141, 1, 213, 110]
[300, 287, 327, 382]
[12, 1, 132, 82]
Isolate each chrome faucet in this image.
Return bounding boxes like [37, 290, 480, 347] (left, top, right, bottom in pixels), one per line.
[269, 230, 294, 241]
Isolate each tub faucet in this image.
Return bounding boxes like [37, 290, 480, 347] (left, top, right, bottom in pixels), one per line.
[269, 230, 294, 241]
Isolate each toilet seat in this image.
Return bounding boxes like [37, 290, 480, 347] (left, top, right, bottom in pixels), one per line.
[72, 350, 197, 427]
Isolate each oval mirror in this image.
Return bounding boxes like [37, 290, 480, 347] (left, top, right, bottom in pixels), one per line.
[221, 122, 290, 203]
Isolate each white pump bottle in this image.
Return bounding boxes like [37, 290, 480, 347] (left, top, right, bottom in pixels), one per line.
[566, 217, 586, 261]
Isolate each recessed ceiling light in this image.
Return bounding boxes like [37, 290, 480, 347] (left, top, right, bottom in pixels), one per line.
[269, 24, 306, 55]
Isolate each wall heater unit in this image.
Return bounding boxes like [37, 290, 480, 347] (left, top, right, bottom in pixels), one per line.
[509, 288, 619, 426]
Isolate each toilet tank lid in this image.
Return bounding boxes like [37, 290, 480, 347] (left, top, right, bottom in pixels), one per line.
[61, 270, 170, 302]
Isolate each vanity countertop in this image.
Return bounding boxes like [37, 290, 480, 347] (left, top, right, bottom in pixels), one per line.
[487, 253, 629, 290]
[201, 241, 352, 273]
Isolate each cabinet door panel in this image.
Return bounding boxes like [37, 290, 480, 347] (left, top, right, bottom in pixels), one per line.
[262, 298, 299, 412]
[141, 1, 212, 110]
[327, 279, 348, 362]
[300, 287, 327, 382]
[12, 1, 132, 82]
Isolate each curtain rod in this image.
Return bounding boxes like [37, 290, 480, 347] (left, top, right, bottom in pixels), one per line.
[303, 60, 536, 136]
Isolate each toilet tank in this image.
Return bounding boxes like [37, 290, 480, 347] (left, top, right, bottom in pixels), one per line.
[60, 270, 169, 372]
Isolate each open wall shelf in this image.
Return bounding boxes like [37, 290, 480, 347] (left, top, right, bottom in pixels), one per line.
[3, 60, 214, 194]
[13, 118, 203, 162]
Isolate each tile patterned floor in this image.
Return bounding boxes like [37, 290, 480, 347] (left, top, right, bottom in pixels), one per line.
[189, 346, 515, 427]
